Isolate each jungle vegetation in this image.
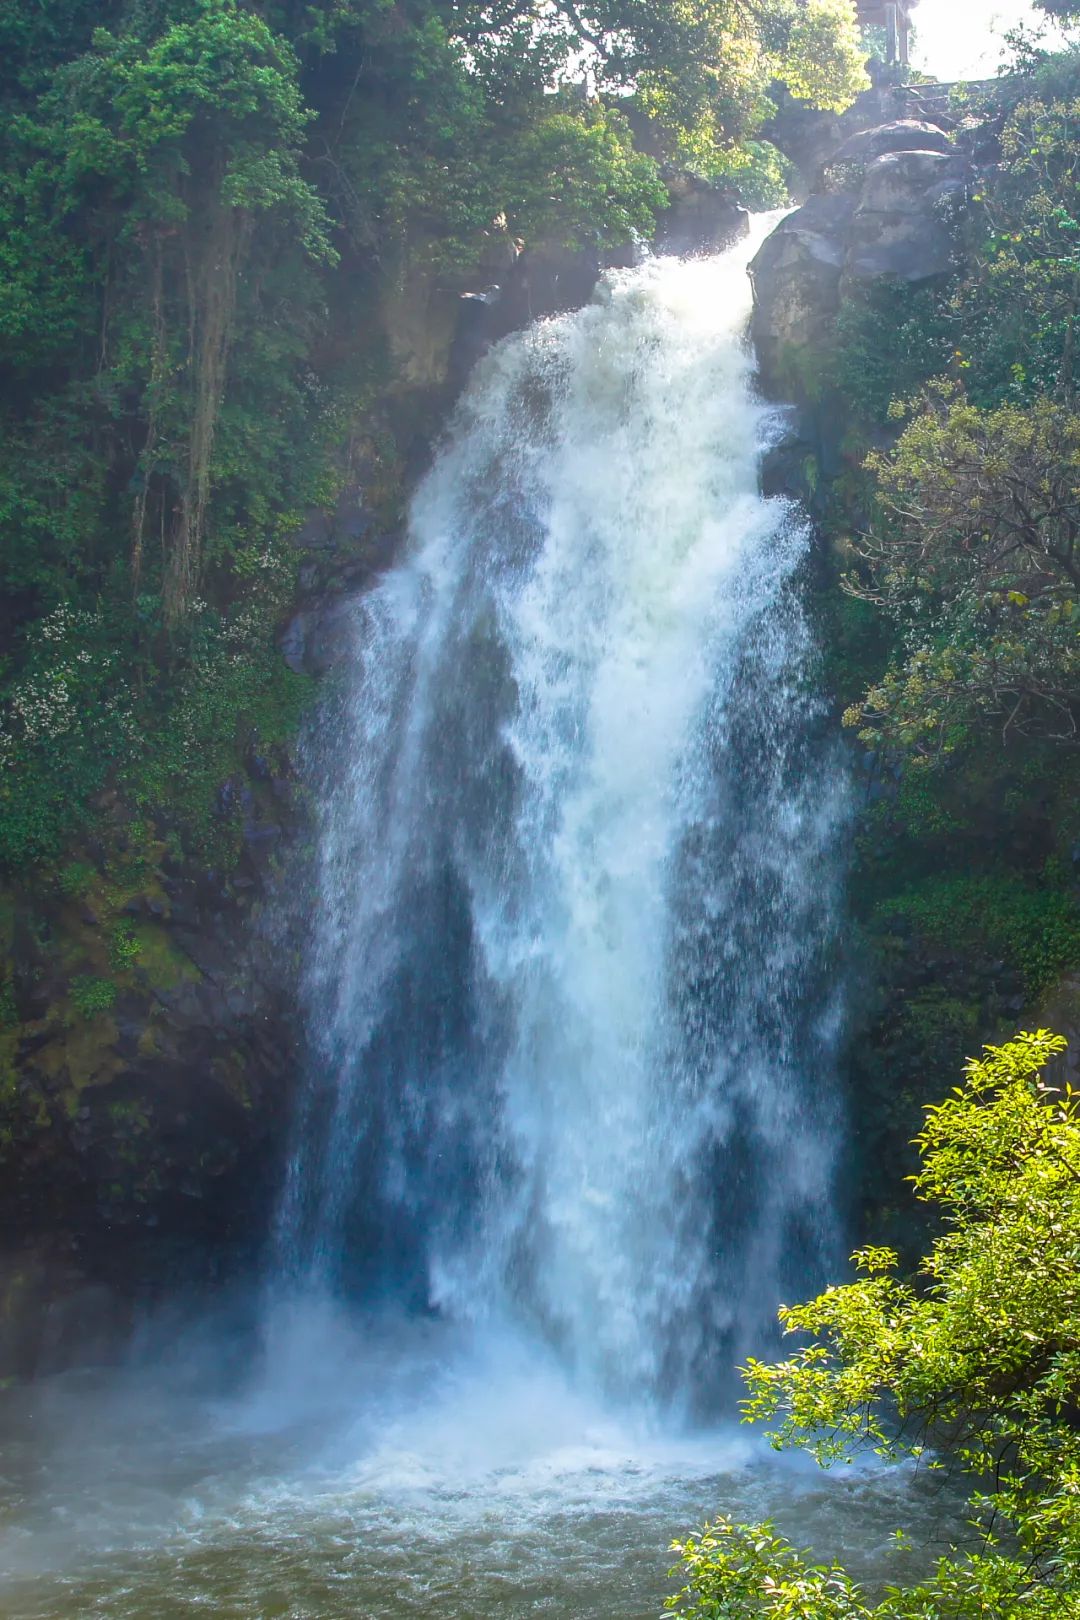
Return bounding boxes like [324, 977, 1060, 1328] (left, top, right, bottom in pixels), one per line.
[815, 13, 1080, 1255]
[0, 0, 867, 884]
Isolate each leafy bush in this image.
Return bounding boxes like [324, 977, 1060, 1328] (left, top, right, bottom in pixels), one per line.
[69, 975, 117, 1017]
[834, 279, 957, 425]
[876, 872, 1080, 995]
[108, 922, 142, 972]
[844, 391, 1080, 757]
[669, 1031, 1080, 1619]
[0, 607, 141, 869]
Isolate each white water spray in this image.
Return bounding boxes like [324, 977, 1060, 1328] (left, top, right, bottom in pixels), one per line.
[279, 218, 849, 1409]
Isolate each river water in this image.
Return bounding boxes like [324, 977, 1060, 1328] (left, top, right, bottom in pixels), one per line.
[0, 1311, 948, 1618]
[0, 223, 932, 1616]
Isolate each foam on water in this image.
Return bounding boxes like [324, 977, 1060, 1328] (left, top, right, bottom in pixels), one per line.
[0, 1312, 949, 1620]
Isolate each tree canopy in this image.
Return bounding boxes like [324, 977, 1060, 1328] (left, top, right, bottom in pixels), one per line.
[0, 0, 867, 878]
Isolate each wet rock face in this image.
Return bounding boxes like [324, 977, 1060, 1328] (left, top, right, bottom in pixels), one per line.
[847, 148, 969, 283]
[750, 120, 972, 401]
[447, 237, 644, 397]
[748, 195, 856, 390]
[655, 179, 750, 257]
[0, 781, 310, 1378]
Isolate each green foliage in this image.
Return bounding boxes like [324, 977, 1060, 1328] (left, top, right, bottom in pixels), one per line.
[706, 141, 795, 211]
[0, 607, 140, 869]
[843, 389, 1080, 756]
[877, 872, 1080, 996]
[0, 0, 868, 896]
[57, 863, 96, 901]
[834, 281, 956, 427]
[108, 922, 142, 972]
[126, 592, 313, 864]
[885, 775, 963, 841]
[503, 107, 666, 249]
[69, 975, 118, 1017]
[565, 0, 867, 173]
[813, 576, 893, 711]
[838, 72, 1080, 762]
[960, 92, 1080, 406]
[670, 1032, 1080, 1618]
[766, 0, 870, 113]
[0, 563, 311, 871]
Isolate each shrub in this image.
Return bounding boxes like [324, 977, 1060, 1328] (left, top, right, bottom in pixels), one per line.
[69, 975, 117, 1017]
[669, 1031, 1080, 1619]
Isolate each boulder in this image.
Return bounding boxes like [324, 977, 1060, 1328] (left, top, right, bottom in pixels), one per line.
[857, 148, 968, 214]
[763, 82, 950, 200]
[820, 120, 952, 191]
[845, 148, 969, 285]
[279, 594, 361, 679]
[749, 195, 856, 394]
[751, 120, 973, 398]
[447, 237, 640, 393]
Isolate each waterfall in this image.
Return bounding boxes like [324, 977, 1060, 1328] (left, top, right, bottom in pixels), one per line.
[277, 218, 849, 1412]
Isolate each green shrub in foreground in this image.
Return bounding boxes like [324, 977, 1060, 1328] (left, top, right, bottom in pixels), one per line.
[668, 1030, 1080, 1618]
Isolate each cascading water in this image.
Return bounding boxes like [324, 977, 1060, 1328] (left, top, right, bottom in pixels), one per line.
[277, 215, 849, 1410]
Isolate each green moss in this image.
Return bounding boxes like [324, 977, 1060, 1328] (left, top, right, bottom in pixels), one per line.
[108, 921, 142, 972]
[131, 923, 197, 992]
[69, 975, 118, 1017]
[107, 1098, 149, 1130]
[31, 1011, 122, 1109]
[772, 337, 836, 405]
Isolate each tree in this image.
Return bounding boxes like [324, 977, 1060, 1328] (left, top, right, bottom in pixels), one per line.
[667, 1030, 1080, 1619]
[1034, 0, 1080, 20]
[843, 388, 1080, 755]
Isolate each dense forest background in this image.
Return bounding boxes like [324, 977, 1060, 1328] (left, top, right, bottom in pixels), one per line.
[0, 0, 863, 884]
[0, 0, 866, 1206]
